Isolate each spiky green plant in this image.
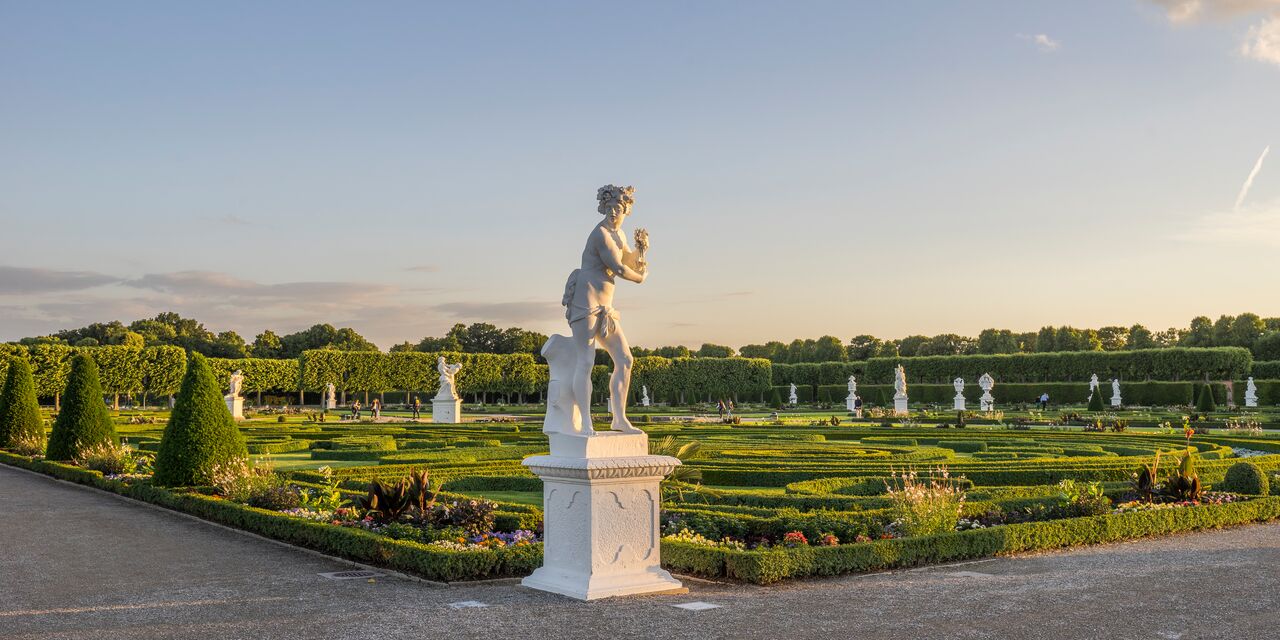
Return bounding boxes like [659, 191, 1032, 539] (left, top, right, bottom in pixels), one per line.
[651, 435, 705, 500]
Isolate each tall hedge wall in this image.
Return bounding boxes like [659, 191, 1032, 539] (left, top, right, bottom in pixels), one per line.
[861, 348, 1251, 384]
[1251, 361, 1280, 378]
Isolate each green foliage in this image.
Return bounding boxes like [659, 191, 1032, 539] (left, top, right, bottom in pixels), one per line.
[0, 359, 44, 450]
[1196, 383, 1217, 412]
[153, 353, 249, 486]
[1220, 462, 1269, 495]
[1164, 454, 1202, 502]
[1088, 387, 1105, 411]
[46, 353, 116, 460]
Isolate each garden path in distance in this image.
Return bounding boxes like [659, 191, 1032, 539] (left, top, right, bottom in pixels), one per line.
[2, 463, 1276, 640]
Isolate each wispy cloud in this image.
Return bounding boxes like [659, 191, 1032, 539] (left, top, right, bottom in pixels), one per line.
[0, 266, 119, 294]
[431, 301, 560, 323]
[1146, 1, 1280, 68]
[1241, 14, 1280, 66]
[404, 265, 440, 273]
[1017, 33, 1061, 52]
[1147, 0, 1279, 23]
[1178, 199, 1280, 247]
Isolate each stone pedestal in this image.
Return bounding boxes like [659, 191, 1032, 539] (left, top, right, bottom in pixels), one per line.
[893, 394, 908, 416]
[522, 431, 685, 601]
[225, 396, 244, 420]
[953, 395, 965, 411]
[433, 397, 461, 423]
[979, 393, 994, 412]
[1110, 395, 1122, 408]
[1245, 395, 1258, 408]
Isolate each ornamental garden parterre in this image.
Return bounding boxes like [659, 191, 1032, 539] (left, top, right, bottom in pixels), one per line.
[1, 344, 1279, 586]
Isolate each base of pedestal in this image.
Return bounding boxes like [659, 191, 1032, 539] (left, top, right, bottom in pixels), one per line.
[225, 396, 244, 419]
[433, 397, 461, 423]
[894, 395, 908, 416]
[522, 446, 683, 602]
[953, 397, 965, 411]
[522, 565, 686, 600]
[1246, 399, 1258, 408]
[1110, 398, 1122, 408]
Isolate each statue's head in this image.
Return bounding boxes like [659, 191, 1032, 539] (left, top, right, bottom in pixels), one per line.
[597, 184, 635, 222]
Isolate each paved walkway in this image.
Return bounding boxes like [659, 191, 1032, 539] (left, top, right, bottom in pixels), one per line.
[1, 463, 1277, 640]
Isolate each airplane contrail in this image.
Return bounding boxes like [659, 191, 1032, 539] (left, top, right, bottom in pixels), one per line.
[1234, 145, 1270, 212]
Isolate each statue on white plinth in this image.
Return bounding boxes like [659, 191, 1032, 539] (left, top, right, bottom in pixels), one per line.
[547, 184, 648, 434]
[228, 370, 244, 398]
[225, 370, 245, 419]
[641, 385, 651, 407]
[789, 383, 798, 405]
[846, 376, 857, 411]
[436, 357, 462, 400]
[324, 382, 336, 409]
[1245, 377, 1258, 408]
[1089, 373, 1100, 393]
[1110, 378, 1122, 407]
[979, 372, 995, 412]
[953, 377, 966, 410]
[894, 365, 908, 398]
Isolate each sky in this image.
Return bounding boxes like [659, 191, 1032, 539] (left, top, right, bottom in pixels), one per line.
[2, 0, 1280, 350]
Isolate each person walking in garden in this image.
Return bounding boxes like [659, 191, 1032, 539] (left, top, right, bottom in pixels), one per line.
[411, 396, 421, 419]
[352, 399, 361, 420]
[717, 399, 726, 419]
[372, 398, 381, 419]
[727, 400, 735, 417]
[1039, 392, 1049, 410]
[854, 395, 863, 419]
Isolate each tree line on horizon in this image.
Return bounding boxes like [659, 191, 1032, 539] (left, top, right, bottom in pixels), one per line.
[11, 311, 1280, 363]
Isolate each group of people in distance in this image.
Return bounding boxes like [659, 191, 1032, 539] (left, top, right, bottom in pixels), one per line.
[347, 396, 426, 420]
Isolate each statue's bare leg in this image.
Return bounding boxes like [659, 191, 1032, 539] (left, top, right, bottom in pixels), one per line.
[598, 323, 639, 433]
[569, 317, 596, 434]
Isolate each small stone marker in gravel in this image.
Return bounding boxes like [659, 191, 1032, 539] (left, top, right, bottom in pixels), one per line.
[671, 602, 721, 611]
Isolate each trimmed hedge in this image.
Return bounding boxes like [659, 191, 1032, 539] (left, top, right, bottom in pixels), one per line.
[862, 348, 1251, 384]
[153, 353, 249, 486]
[0, 359, 44, 449]
[45, 353, 117, 460]
[662, 496, 1280, 583]
[1219, 462, 1269, 495]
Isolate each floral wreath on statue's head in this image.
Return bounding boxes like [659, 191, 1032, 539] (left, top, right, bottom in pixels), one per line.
[596, 184, 635, 214]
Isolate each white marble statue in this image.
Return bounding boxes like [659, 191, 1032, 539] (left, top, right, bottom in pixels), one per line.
[641, 385, 651, 407]
[228, 370, 244, 398]
[893, 364, 908, 415]
[436, 357, 462, 400]
[789, 383, 798, 406]
[521, 184, 683, 601]
[979, 372, 995, 412]
[1245, 377, 1258, 408]
[953, 377, 966, 411]
[846, 376, 857, 412]
[1089, 373, 1100, 393]
[1110, 378, 1122, 408]
[324, 382, 336, 410]
[543, 185, 649, 434]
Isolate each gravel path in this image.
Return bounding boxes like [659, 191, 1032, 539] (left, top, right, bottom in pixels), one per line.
[1, 463, 1277, 640]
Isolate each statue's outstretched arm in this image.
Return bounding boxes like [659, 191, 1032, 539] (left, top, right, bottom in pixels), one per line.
[599, 229, 646, 283]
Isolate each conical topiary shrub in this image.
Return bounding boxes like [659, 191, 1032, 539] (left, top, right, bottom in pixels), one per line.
[1087, 387, 1104, 411]
[46, 353, 116, 460]
[769, 388, 783, 410]
[0, 359, 45, 451]
[153, 352, 248, 486]
[1196, 383, 1217, 413]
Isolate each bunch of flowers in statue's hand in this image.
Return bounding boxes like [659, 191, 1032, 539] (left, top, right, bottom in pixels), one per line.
[634, 228, 649, 252]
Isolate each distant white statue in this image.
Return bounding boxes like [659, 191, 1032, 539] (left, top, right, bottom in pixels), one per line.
[641, 385, 651, 407]
[541, 185, 649, 434]
[979, 372, 995, 412]
[324, 382, 336, 410]
[1089, 373, 1100, 392]
[1245, 377, 1258, 408]
[225, 370, 244, 419]
[845, 376, 857, 412]
[953, 377, 966, 411]
[1110, 378, 1122, 408]
[893, 364, 908, 415]
[436, 357, 463, 400]
[789, 383, 798, 406]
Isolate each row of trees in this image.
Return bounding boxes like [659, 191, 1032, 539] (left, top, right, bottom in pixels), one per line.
[739, 313, 1280, 363]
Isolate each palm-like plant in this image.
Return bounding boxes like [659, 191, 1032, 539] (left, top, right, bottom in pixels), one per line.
[651, 436, 709, 501]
